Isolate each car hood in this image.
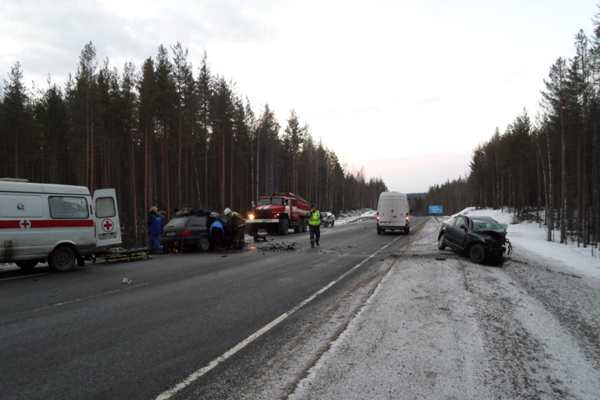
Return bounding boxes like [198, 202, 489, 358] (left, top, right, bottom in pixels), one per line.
[477, 230, 507, 242]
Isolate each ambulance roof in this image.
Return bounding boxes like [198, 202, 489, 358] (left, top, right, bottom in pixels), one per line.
[0, 181, 90, 195]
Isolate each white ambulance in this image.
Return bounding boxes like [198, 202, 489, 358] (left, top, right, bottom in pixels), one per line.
[0, 180, 121, 271]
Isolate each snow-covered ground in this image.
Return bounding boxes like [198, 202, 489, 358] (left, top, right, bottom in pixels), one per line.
[243, 208, 600, 400]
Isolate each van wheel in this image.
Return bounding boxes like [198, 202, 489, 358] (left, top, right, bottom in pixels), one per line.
[49, 246, 76, 272]
[16, 260, 38, 270]
[197, 235, 210, 252]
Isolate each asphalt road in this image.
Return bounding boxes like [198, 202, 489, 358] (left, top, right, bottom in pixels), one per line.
[0, 217, 427, 400]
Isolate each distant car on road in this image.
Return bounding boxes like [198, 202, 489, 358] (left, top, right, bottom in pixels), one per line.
[321, 212, 335, 227]
[437, 214, 512, 264]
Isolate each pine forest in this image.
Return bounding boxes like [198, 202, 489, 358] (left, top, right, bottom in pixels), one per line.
[3, 7, 600, 252]
[0, 43, 386, 247]
[417, 16, 600, 252]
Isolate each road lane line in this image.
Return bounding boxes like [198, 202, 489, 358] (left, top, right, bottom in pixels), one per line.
[155, 230, 411, 400]
[0, 272, 49, 281]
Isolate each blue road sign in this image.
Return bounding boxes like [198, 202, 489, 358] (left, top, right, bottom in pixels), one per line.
[429, 205, 443, 214]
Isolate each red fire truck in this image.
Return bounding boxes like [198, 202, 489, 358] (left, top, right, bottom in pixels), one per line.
[246, 192, 311, 235]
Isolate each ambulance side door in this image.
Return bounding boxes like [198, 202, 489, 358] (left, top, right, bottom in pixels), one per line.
[93, 189, 122, 247]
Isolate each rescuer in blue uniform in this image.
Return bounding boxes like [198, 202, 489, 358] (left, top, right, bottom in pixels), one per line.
[308, 203, 321, 248]
[147, 206, 164, 254]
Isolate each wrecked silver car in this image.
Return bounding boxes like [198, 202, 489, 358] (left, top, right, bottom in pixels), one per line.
[437, 214, 512, 264]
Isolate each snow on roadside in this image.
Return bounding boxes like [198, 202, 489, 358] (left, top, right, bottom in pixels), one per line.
[456, 207, 600, 280]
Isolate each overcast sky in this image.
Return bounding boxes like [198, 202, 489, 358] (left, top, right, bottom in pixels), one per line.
[2, 0, 598, 193]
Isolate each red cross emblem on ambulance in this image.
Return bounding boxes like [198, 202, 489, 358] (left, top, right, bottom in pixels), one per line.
[20, 220, 32, 229]
[101, 219, 114, 232]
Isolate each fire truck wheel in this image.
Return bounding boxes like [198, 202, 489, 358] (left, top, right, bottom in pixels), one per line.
[279, 219, 289, 235]
[301, 218, 307, 232]
[49, 246, 76, 272]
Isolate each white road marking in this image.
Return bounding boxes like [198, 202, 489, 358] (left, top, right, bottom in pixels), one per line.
[155, 233, 407, 400]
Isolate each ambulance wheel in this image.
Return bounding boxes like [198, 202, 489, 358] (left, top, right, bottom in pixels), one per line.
[197, 235, 210, 252]
[16, 260, 38, 270]
[49, 246, 76, 272]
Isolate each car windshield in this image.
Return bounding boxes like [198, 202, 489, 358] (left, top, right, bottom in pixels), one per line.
[166, 216, 187, 229]
[472, 219, 507, 232]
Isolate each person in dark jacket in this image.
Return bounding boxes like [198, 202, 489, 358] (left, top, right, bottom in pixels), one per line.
[147, 206, 164, 254]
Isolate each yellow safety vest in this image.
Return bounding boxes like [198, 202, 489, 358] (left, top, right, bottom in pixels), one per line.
[309, 210, 321, 226]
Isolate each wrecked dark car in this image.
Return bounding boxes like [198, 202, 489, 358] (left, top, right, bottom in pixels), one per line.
[437, 214, 512, 264]
[160, 209, 236, 252]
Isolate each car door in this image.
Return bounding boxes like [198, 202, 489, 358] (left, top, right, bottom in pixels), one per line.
[445, 215, 468, 250]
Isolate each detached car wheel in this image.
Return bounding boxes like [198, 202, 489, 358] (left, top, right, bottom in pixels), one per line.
[437, 233, 447, 250]
[469, 244, 486, 263]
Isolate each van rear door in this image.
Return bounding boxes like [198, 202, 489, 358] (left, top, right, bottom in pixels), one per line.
[93, 189, 121, 247]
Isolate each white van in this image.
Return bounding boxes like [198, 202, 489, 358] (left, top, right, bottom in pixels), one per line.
[0, 180, 121, 271]
[376, 191, 411, 234]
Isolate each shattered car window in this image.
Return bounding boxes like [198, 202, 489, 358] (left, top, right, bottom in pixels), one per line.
[472, 220, 507, 231]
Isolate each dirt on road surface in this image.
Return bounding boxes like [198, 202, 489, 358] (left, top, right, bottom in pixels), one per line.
[234, 218, 600, 400]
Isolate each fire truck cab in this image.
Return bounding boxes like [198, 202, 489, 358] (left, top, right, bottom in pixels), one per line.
[246, 192, 310, 235]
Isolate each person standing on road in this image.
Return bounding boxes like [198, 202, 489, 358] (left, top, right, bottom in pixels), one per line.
[147, 206, 164, 254]
[224, 207, 246, 249]
[308, 203, 321, 248]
